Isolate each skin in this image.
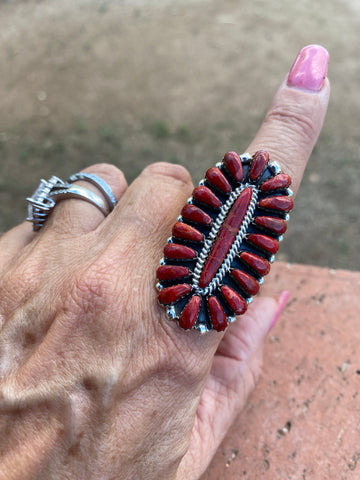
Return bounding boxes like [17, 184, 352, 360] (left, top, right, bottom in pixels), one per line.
[0, 70, 329, 478]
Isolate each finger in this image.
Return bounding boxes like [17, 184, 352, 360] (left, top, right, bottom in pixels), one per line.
[247, 44, 330, 194]
[104, 162, 194, 244]
[0, 223, 36, 269]
[177, 297, 279, 479]
[43, 163, 128, 235]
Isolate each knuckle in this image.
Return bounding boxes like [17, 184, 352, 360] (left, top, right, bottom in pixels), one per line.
[143, 162, 192, 187]
[83, 162, 123, 179]
[264, 103, 318, 144]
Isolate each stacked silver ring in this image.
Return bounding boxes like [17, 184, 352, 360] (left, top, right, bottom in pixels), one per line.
[27, 173, 117, 231]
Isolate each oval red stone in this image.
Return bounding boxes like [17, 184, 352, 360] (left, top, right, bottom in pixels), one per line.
[192, 186, 221, 209]
[220, 285, 247, 315]
[164, 243, 197, 260]
[156, 265, 190, 281]
[205, 167, 231, 194]
[247, 234, 279, 254]
[198, 188, 253, 289]
[223, 151, 243, 182]
[255, 216, 287, 235]
[208, 296, 228, 331]
[259, 196, 294, 212]
[260, 173, 291, 191]
[181, 204, 212, 226]
[249, 150, 269, 180]
[231, 269, 260, 295]
[178, 295, 201, 329]
[158, 284, 192, 305]
[240, 252, 271, 276]
[172, 222, 203, 242]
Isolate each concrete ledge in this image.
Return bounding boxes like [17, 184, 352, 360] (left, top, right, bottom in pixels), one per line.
[203, 262, 360, 479]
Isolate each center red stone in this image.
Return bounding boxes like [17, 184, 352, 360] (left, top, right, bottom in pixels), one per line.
[198, 187, 253, 289]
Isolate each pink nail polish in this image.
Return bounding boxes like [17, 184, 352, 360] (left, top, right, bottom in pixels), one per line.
[268, 291, 291, 333]
[287, 45, 329, 92]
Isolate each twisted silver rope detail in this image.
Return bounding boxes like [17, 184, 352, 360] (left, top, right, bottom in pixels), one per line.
[192, 185, 259, 296]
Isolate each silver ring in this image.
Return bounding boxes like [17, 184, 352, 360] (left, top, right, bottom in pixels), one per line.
[48, 184, 108, 216]
[26, 174, 116, 231]
[67, 172, 117, 212]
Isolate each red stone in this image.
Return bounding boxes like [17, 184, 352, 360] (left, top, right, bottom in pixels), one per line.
[156, 265, 190, 281]
[220, 285, 247, 315]
[172, 222, 203, 242]
[247, 234, 279, 254]
[181, 204, 212, 226]
[249, 150, 269, 180]
[192, 186, 221, 209]
[198, 188, 253, 289]
[223, 151, 244, 182]
[164, 243, 197, 260]
[259, 196, 294, 212]
[260, 173, 291, 191]
[240, 252, 271, 276]
[208, 296, 228, 331]
[254, 216, 287, 235]
[178, 295, 201, 329]
[231, 269, 260, 295]
[158, 284, 192, 305]
[205, 167, 231, 194]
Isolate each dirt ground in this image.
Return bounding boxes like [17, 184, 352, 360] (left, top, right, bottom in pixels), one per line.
[0, 0, 359, 270]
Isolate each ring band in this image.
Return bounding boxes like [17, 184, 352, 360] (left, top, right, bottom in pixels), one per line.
[26, 172, 117, 231]
[67, 172, 117, 212]
[48, 184, 108, 216]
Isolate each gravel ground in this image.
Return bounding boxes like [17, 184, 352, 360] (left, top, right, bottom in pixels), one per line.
[0, 0, 359, 270]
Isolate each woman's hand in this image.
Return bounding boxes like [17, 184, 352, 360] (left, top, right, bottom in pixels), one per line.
[0, 45, 329, 480]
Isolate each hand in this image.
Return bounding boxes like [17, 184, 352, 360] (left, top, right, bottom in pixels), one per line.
[0, 45, 330, 480]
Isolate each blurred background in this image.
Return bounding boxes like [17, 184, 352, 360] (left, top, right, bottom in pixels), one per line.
[0, 0, 358, 270]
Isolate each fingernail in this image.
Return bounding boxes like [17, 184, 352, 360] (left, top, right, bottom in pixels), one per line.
[287, 44, 329, 92]
[268, 291, 291, 333]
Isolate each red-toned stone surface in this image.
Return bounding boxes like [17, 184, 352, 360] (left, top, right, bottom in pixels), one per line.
[158, 283, 191, 304]
[178, 295, 201, 329]
[203, 263, 360, 480]
[172, 221, 203, 242]
[231, 269, 260, 295]
[205, 167, 231, 193]
[223, 151, 244, 182]
[181, 204, 212, 226]
[156, 265, 190, 281]
[255, 216, 287, 235]
[247, 234, 279, 254]
[260, 195, 294, 212]
[249, 150, 269, 180]
[193, 186, 221, 209]
[221, 285, 247, 315]
[164, 243, 196, 260]
[199, 188, 252, 288]
[240, 251, 271, 276]
[208, 295, 227, 331]
[260, 173, 291, 191]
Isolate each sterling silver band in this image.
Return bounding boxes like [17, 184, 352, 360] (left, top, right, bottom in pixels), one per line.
[67, 172, 117, 212]
[48, 184, 108, 216]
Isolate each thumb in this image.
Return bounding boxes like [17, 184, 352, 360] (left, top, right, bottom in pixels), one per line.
[177, 295, 287, 479]
[247, 44, 330, 195]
